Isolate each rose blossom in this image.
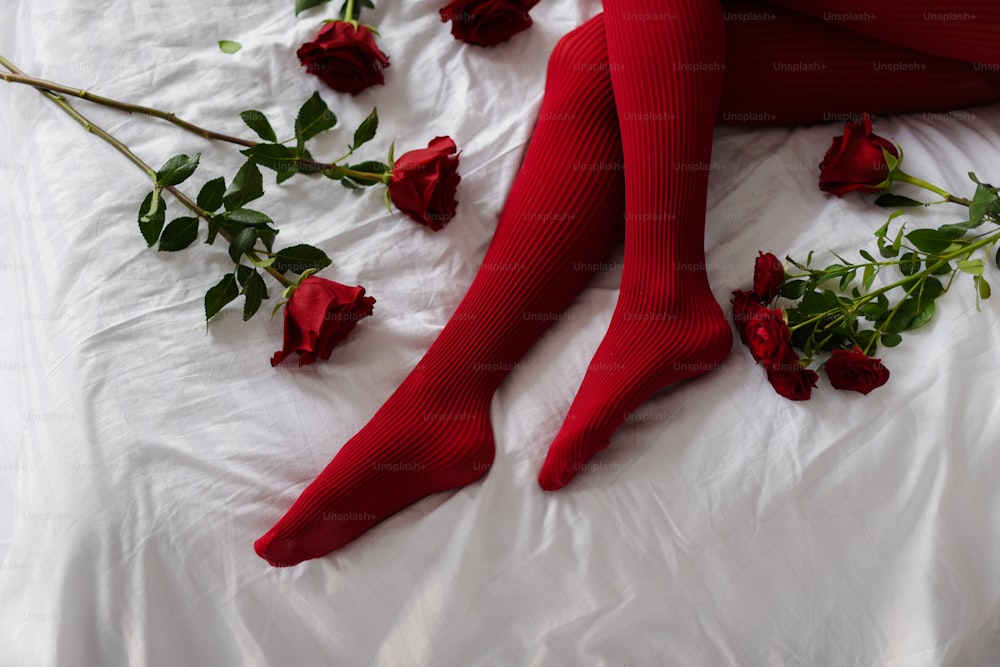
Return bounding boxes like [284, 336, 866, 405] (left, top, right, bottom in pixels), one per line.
[766, 355, 819, 401]
[271, 276, 376, 367]
[439, 0, 540, 47]
[745, 307, 794, 367]
[730, 289, 766, 344]
[818, 113, 899, 196]
[387, 136, 461, 230]
[753, 251, 784, 302]
[297, 21, 390, 95]
[824, 346, 890, 394]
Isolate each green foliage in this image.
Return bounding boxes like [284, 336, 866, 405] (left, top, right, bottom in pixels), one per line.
[156, 153, 200, 186]
[138, 188, 166, 247]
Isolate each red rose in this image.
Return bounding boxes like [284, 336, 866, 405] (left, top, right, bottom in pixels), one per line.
[730, 289, 766, 345]
[766, 356, 819, 401]
[439, 0, 540, 47]
[818, 113, 899, 197]
[753, 251, 784, 303]
[745, 307, 794, 367]
[387, 136, 461, 231]
[824, 346, 890, 395]
[297, 21, 390, 95]
[271, 276, 376, 367]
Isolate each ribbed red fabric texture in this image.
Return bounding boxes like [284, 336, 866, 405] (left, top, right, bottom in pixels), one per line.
[255, 15, 626, 566]
[537, 0, 734, 490]
[718, 0, 1000, 125]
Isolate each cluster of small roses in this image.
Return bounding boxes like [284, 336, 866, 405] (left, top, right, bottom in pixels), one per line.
[731, 252, 890, 401]
[296, 0, 541, 95]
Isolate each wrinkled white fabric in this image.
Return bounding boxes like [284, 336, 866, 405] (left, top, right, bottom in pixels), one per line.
[2, 0, 1000, 664]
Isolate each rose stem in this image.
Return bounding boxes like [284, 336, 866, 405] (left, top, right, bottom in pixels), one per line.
[0, 60, 367, 178]
[893, 171, 972, 207]
[0, 55, 292, 288]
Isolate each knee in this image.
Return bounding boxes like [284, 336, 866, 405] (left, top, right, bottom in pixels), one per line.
[544, 14, 613, 99]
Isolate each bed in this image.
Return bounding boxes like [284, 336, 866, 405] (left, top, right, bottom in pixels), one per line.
[3, 0, 1000, 664]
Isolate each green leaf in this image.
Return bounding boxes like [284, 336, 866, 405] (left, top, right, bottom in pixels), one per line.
[930, 261, 953, 276]
[241, 143, 299, 173]
[352, 107, 379, 151]
[874, 193, 924, 208]
[780, 280, 808, 300]
[937, 221, 972, 239]
[970, 183, 997, 227]
[797, 290, 830, 316]
[862, 264, 876, 291]
[258, 227, 277, 253]
[197, 176, 226, 212]
[859, 249, 877, 263]
[919, 277, 946, 303]
[223, 160, 264, 211]
[240, 110, 277, 143]
[976, 275, 992, 300]
[276, 164, 298, 184]
[272, 244, 332, 275]
[295, 92, 337, 145]
[906, 229, 952, 254]
[996, 246, 1000, 270]
[236, 264, 255, 287]
[206, 216, 221, 245]
[158, 216, 199, 252]
[883, 298, 920, 334]
[223, 208, 273, 227]
[907, 302, 935, 330]
[218, 40, 242, 54]
[838, 268, 857, 291]
[228, 227, 257, 263]
[242, 270, 267, 321]
[156, 153, 200, 187]
[205, 273, 240, 320]
[880, 332, 903, 347]
[295, 0, 330, 15]
[859, 302, 886, 321]
[957, 258, 985, 276]
[899, 252, 921, 276]
[138, 188, 166, 247]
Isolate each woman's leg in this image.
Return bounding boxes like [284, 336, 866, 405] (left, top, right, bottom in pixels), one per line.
[538, 0, 1000, 490]
[538, 0, 733, 490]
[719, 0, 1000, 125]
[254, 14, 626, 566]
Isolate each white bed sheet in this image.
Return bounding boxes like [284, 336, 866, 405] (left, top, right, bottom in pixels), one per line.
[3, 0, 1000, 664]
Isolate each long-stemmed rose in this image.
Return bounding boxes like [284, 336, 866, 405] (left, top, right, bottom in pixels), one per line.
[0, 54, 380, 364]
[297, 19, 390, 95]
[0, 67, 464, 231]
[439, 0, 542, 47]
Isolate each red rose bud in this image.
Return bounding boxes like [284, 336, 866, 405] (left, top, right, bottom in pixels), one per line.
[766, 355, 819, 401]
[297, 22, 390, 95]
[753, 251, 784, 302]
[271, 276, 376, 367]
[387, 136, 461, 230]
[745, 307, 794, 367]
[439, 0, 540, 47]
[824, 346, 890, 395]
[730, 289, 767, 345]
[818, 113, 899, 197]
